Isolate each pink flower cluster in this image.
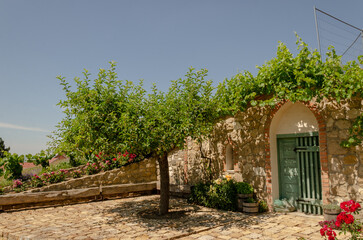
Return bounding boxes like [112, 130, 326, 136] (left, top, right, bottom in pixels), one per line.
[13, 179, 23, 188]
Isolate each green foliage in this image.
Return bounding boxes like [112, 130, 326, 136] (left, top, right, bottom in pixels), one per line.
[340, 115, 363, 148]
[322, 203, 341, 211]
[49, 61, 147, 159]
[216, 36, 363, 147]
[208, 178, 237, 211]
[138, 67, 219, 159]
[189, 178, 239, 211]
[0, 152, 24, 180]
[26, 150, 53, 169]
[0, 137, 10, 158]
[258, 200, 269, 213]
[235, 182, 253, 194]
[68, 153, 87, 167]
[189, 182, 211, 206]
[41, 170, 67, 184]
[245, 197, 257, 203]
[51, 63, 219, 159]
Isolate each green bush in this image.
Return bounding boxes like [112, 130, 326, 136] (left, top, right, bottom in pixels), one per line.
[235, 182, 253, 194]
[189, 178, 238, 211]
[26, 150, 53, 170]
[189, 182, 211, 207]
[208, 179, 237, 211]
[258, 200, 269, 212]
[0, 152, 24, 180]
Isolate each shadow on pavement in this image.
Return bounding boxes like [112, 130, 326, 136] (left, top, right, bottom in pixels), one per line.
[102, 195, 270, 234]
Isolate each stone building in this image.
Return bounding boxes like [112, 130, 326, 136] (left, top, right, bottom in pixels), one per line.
[167, 97, 362, 213]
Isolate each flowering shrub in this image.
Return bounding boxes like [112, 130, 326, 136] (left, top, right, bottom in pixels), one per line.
[42, 169, 67, 184]
[13, 179, 25, 192]
[31, 174, 46, 188]
[13, 179, 23, 188]
[84, 162, 103, 175]
[320, 200, 362, 240]
[320, 225, 337, 240]
[71, 170, 83, 178]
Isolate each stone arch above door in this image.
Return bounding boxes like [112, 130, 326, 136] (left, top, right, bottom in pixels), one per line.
[264, 101, 329, 207]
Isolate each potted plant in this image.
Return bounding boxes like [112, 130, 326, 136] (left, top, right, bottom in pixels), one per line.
[236, 182, 254, 211]
[236, 182, 253, 197]
[243, 197, 259, 213]
[322, 204, 341, 221]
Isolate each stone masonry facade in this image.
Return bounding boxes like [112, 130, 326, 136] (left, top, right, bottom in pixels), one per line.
[167, 98, 362, 207]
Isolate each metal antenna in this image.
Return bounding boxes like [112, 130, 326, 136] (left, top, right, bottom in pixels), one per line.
[313, 6, 322, 60]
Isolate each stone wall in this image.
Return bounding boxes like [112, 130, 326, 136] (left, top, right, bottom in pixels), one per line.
[314, 97, 363, 203]
[168, 105, 271, 200]
[167, 98, 363, 205]
[29, 158, 157, 193]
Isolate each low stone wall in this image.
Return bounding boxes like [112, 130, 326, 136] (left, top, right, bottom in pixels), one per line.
[0, 182, 157, 211]
[0, 158, 158, 210]
[29, 158, 157, 193]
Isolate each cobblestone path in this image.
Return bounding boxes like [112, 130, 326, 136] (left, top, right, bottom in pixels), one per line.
[0, 195, 333, 240]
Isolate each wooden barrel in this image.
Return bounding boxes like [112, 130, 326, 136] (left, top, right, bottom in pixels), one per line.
[237, 193, 253, 211]
[323, 209, 341, 221]
[243, 202, 259, 213]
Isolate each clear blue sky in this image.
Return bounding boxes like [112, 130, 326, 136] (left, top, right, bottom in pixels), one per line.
[0, 0, 362, 155]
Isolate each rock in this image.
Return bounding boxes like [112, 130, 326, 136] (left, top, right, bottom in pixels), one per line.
[343, 155, 358, 165]
[326, 118, 334, 128]
[327, 139, 347, 155]
[346, 109, 360, 119]
[335, 120, 350, 130]
[331, 111, 345, 120]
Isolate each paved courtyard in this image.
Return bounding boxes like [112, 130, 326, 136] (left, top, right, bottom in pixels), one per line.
[0, 195, 331, 240]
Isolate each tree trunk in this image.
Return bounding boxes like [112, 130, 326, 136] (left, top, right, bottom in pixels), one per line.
[158, 153, 170, 215]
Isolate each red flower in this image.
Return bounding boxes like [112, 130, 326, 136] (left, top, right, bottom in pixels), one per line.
[337, 212, 355, 225]
[340, 200, 361, 213]
[320, 225, 336, 238]
[335, 220, 341, 228]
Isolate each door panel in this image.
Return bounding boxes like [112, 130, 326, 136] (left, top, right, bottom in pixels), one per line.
[277, 133, 322, 214]
[278, 138, 299, 205]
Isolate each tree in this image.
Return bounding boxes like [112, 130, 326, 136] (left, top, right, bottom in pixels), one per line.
[0, 137, 10, 158]
[141, 68, 218, 214]
[51, 63, 219, 215]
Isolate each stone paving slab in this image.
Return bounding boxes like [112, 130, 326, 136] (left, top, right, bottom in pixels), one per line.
[0, 195, 351, 240]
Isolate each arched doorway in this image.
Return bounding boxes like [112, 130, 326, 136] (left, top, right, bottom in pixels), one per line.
[269, 102, 323, 214]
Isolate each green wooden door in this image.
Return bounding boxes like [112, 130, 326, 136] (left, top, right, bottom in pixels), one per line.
[277, 133, 322, 214]
[278, 137, 299, 206]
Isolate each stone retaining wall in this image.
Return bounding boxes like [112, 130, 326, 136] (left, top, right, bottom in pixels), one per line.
[0, 158, 158, 210]
[0, 182, 157, 211]
[28, 158, 157, 193]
